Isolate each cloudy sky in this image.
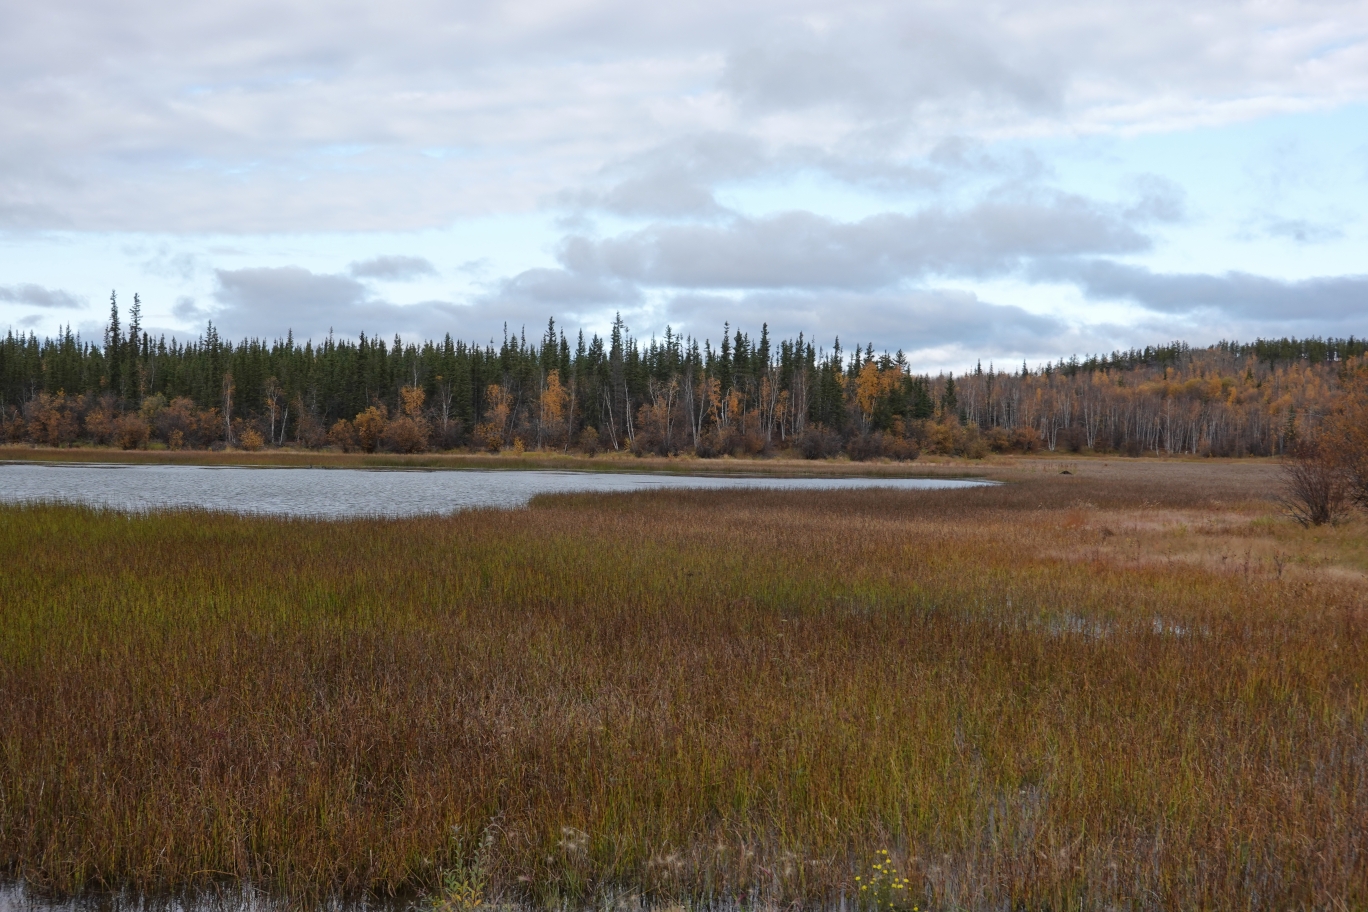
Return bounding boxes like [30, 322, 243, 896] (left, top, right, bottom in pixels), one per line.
[1, 0, 1366, 370]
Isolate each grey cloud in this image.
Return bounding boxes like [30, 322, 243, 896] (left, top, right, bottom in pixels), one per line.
[494, 267, 641, 310]
[349, 255, 439, 281]
[565, 133, 769, 218]
[450, 263, 658, 346]
[172, 296, 206, 320]
[564, 194, 1149, 290]
[0, 200, 73, 230]
[212, 266, 473, 341]
[658, 288, 1104, 371]
[461, 267, 644, 340]
[722, 14, 1064, 117]
[1042, 260, 1368, 322]
[208, 264, 580, 344]
[588, 179, 725, 219]
[0, 283, 84, 309]
[212, 266, 371, 338]
[562, 133, 1041, 221]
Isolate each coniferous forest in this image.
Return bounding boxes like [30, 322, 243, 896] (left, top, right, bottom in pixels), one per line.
[2, 293, 1364, 458]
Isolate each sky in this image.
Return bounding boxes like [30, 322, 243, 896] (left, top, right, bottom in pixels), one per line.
[1, 0, 1366, 371]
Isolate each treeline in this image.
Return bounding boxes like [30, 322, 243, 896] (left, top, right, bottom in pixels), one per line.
[1, 293, 1365, 458]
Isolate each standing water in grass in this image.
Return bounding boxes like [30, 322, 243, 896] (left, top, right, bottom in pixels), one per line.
[0, 462, 991, 518]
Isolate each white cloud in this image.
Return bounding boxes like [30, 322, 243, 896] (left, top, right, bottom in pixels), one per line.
[1, 0, 1364, 231]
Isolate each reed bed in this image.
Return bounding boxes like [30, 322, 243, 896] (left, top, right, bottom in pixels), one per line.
[1, 468, 1365, 910]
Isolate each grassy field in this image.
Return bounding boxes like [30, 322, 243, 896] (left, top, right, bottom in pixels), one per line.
[1, 459, 1365, 910]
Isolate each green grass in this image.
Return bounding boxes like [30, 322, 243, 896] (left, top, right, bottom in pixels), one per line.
[1, 467, 1365, 910]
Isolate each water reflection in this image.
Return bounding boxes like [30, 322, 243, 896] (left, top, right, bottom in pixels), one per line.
[0, 463, 991, 519]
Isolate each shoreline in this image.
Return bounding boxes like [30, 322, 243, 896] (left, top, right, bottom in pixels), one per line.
[0, 444, 1275, 479]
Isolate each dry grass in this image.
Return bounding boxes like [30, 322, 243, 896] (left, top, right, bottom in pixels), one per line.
[1, 462, 1365, 910]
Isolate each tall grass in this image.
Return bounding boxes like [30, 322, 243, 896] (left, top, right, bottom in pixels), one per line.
[1, 472, 1365, 909]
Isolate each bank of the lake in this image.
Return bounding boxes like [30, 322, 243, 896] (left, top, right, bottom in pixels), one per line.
[0, 444, 1000, 478]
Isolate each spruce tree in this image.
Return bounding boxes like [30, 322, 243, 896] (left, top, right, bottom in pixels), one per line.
[942, 373, 958, 420]
[126, 293, 142, 403]
[105, 291, 121, 403]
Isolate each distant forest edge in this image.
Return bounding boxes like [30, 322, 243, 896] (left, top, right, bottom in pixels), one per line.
[2, 295, 1365, 458]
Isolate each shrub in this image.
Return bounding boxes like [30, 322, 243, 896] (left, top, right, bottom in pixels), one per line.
[237, 428, 264, 452]
[847, 433, 882, 462]
[1279, 438, 1348, 527]
[476, 422, 504, 453]
[924, 419, 960, 455]
[327, 419, 358, 452]
[113, 415, 150, 450]
[153, 397, 195, 448]
[139, 394, 167, 420]
[294, 411, 328, 449]
[0, 407, 24, 443]
[958, 426, 988, 459]
[83, 408, 116, 446]
[694, 430, 723, 458]
[25, 392, 83, 446]
[737, 431, 768, 456]
[381, 416, 429, 454]
[1323, 371, 1368, 511]
[797, 426, 842, 459]
[353, 407, 388, 453]
[430, 418, 464, 451]
[882, 434, 919, 461]
[1010, 425, 1043, 453]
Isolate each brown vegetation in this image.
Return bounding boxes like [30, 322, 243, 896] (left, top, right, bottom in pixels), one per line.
[1279, 365, 1368, 526]
[2, 462, 1366, 910]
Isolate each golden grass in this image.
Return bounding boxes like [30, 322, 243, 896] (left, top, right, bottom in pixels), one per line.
[1, 462, 1365, 910]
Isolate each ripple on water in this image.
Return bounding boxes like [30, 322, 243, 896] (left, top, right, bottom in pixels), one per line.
[0, 463, 993, 519]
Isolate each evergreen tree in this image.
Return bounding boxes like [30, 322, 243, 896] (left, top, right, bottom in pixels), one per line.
[104, 292, 121, 402]
[941, 373, 958, 420]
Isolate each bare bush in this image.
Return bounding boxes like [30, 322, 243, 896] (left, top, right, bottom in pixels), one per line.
[1279, 439, 1348, 527]
[1324, 372, 1368, 510]
[797, 425, 843, 459]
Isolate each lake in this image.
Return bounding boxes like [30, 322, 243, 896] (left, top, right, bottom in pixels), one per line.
[0, 462, 992, 519]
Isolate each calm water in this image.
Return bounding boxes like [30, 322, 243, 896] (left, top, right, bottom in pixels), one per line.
[0, 462, 990, 518]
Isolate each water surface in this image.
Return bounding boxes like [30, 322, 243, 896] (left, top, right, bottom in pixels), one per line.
[0, 462, 990, 518]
